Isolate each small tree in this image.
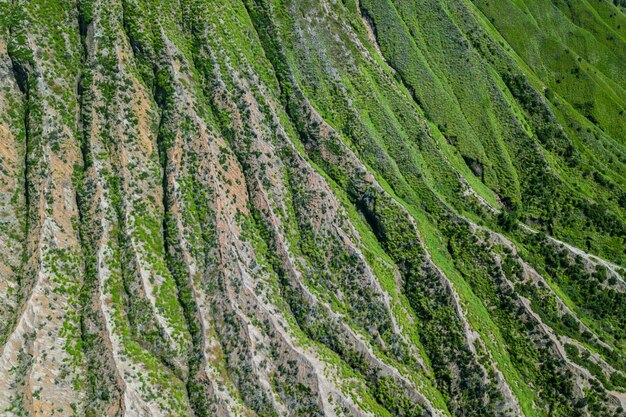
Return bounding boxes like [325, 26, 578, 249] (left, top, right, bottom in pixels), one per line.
[498, 206, 520, 232]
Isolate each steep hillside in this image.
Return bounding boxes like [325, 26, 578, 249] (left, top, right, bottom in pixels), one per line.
[0, 0, 624, 416]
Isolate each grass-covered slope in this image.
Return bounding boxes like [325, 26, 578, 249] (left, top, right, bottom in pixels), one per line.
[0, 0, 624, 416]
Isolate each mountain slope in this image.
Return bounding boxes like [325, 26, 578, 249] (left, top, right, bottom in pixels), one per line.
[0, 0, 624, 416]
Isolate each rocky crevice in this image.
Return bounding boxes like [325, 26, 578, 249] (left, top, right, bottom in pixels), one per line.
[2, 22, 32, 347]
[74, 3, 127, 415]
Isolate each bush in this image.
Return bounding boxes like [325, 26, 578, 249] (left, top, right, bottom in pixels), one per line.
[498, 206, 520, 231]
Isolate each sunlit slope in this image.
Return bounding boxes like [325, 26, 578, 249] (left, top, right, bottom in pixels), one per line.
[0, 1, 624, 416]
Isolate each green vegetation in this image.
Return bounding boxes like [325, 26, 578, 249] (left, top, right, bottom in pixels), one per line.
[0, 0, 624, 416]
